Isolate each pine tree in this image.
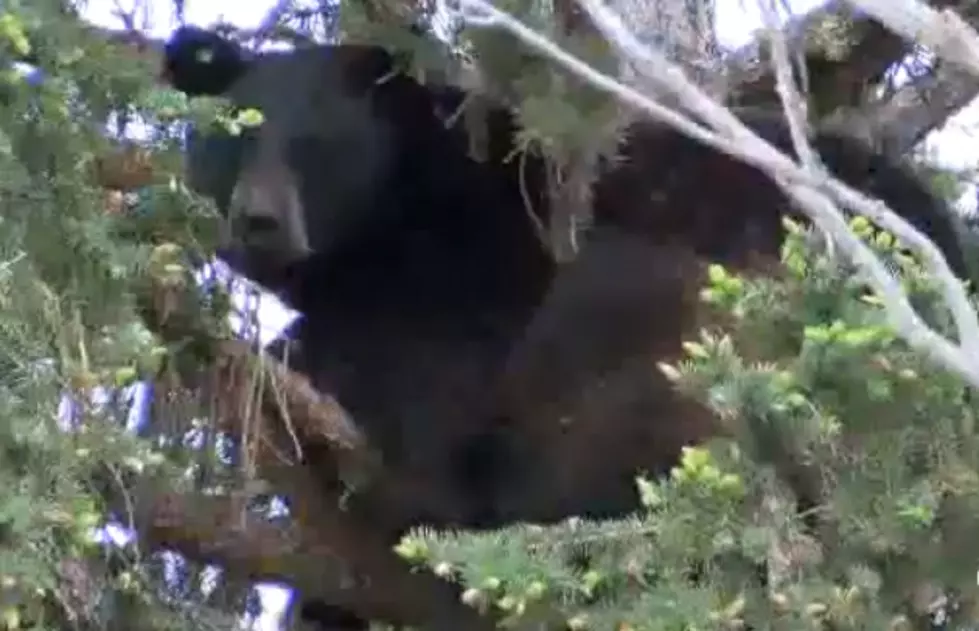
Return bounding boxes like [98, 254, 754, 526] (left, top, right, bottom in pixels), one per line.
[0, 4, 244, 629]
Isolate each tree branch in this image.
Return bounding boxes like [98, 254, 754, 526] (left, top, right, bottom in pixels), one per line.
[828, 59, 979, 155]
[128, 268, 499, 627]
[126, 467, 494, 630]
[723, 0, 911, 114]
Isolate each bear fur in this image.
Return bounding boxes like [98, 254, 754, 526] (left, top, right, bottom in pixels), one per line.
[481, 111, 973, 523]
[162, 24, 971, 628]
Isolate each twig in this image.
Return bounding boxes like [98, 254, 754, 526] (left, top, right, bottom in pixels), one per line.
[757, 0, 835, 260]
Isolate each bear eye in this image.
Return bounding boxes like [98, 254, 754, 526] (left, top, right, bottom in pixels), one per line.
[196, 48, 215, 64]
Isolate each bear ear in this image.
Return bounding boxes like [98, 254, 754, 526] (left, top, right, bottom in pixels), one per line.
[161, 25, 249, 97]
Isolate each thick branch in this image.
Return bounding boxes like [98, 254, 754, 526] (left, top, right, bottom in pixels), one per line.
[724, 0, 910, 114]
[136, 276, 370, 467]
[726, 0, 979, 147]
[827, 0, 979, 155]
[827, 60, 979, 155]
[127, 465, 494, 630]
[130, 263, 497, 627]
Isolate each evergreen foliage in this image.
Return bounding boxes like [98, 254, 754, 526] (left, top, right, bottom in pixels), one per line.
[0, 4, 247, 629]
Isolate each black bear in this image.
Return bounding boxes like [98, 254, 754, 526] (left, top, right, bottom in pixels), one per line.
[163, 22, 559, 520]
[163, 25, 562, 630]
[486, 108, 975, 523]
[160, 23, 971, 628]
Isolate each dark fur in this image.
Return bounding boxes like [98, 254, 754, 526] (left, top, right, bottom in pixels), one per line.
[162, 25, 970, 628]
[163, 25, 248, 96]
[480, 118, 972, 522]
[592, 115, 968, 274]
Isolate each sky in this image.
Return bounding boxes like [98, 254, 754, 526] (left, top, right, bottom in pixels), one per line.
[72, 0, 979, 628]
